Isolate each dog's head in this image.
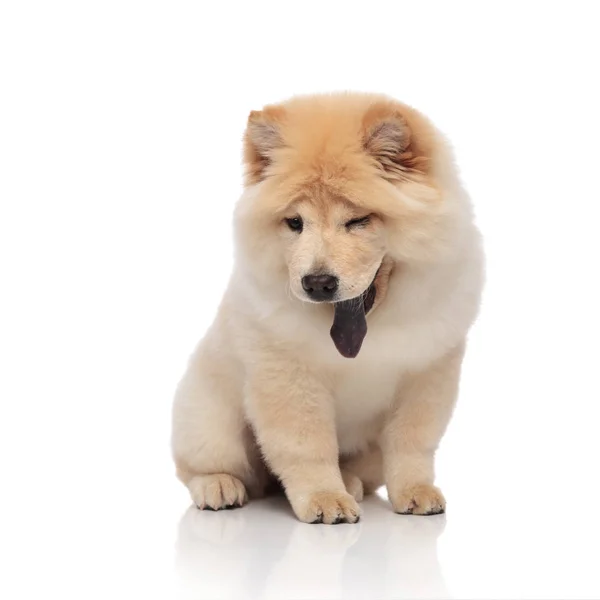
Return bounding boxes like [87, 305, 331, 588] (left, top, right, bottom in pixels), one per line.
[235, 93, 456, 357]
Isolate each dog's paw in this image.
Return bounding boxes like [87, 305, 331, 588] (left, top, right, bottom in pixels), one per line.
[189, 474, 248, 510]
[341, 471, 364, 502]
[293, 491, 361, 524]
[390, 484, 446, 515]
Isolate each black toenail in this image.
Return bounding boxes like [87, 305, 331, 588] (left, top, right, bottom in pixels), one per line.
[424, 508, 445, 515]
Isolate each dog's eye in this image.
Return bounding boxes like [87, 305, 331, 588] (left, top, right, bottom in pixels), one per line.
[285, 216, 303, 232]
[345, 216, 370, 229]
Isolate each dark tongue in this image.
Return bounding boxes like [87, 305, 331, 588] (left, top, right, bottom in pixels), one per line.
[330, 283, 376, 359]
[330, 297, 367, 358]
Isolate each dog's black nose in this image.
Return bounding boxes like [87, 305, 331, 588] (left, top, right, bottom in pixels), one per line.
[301, 274, 339, 301]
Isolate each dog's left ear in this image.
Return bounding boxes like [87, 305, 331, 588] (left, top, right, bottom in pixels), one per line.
[243, 106, 286, 185]
[362, 105, 429, 181]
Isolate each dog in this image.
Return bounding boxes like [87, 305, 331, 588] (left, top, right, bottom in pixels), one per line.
[172, 92, 484, 524]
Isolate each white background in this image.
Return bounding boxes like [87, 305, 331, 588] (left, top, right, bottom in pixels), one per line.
[1, 1, 599, 598]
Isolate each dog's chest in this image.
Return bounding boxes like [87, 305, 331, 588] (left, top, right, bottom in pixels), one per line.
[332, 362, 399, 453]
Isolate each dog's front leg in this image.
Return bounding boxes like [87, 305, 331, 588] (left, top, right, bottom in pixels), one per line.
[246, 359, 360, 524]
[382, 342, 465, 515]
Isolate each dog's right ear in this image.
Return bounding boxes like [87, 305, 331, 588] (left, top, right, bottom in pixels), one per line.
[243, 106, 286, 185]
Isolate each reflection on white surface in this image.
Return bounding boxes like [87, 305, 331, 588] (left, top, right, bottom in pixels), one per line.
[175, 492, 449, 600]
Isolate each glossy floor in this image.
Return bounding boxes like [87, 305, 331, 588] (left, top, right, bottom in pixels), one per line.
[176, 492, 450, 600]
[174, 486, 600, 600]
[4, 467, 599, 600]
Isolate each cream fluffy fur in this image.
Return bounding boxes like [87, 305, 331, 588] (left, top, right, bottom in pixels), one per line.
[172, 93, 484, 524]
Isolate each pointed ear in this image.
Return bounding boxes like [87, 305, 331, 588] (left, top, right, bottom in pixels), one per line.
[243, 106, 286, 184]
[362, 106, 429, 181]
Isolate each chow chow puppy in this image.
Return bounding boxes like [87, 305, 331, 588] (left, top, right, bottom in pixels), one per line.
[172, 92, 483, 524]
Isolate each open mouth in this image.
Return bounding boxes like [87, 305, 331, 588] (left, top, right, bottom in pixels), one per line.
[329, 269, 380, 359]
